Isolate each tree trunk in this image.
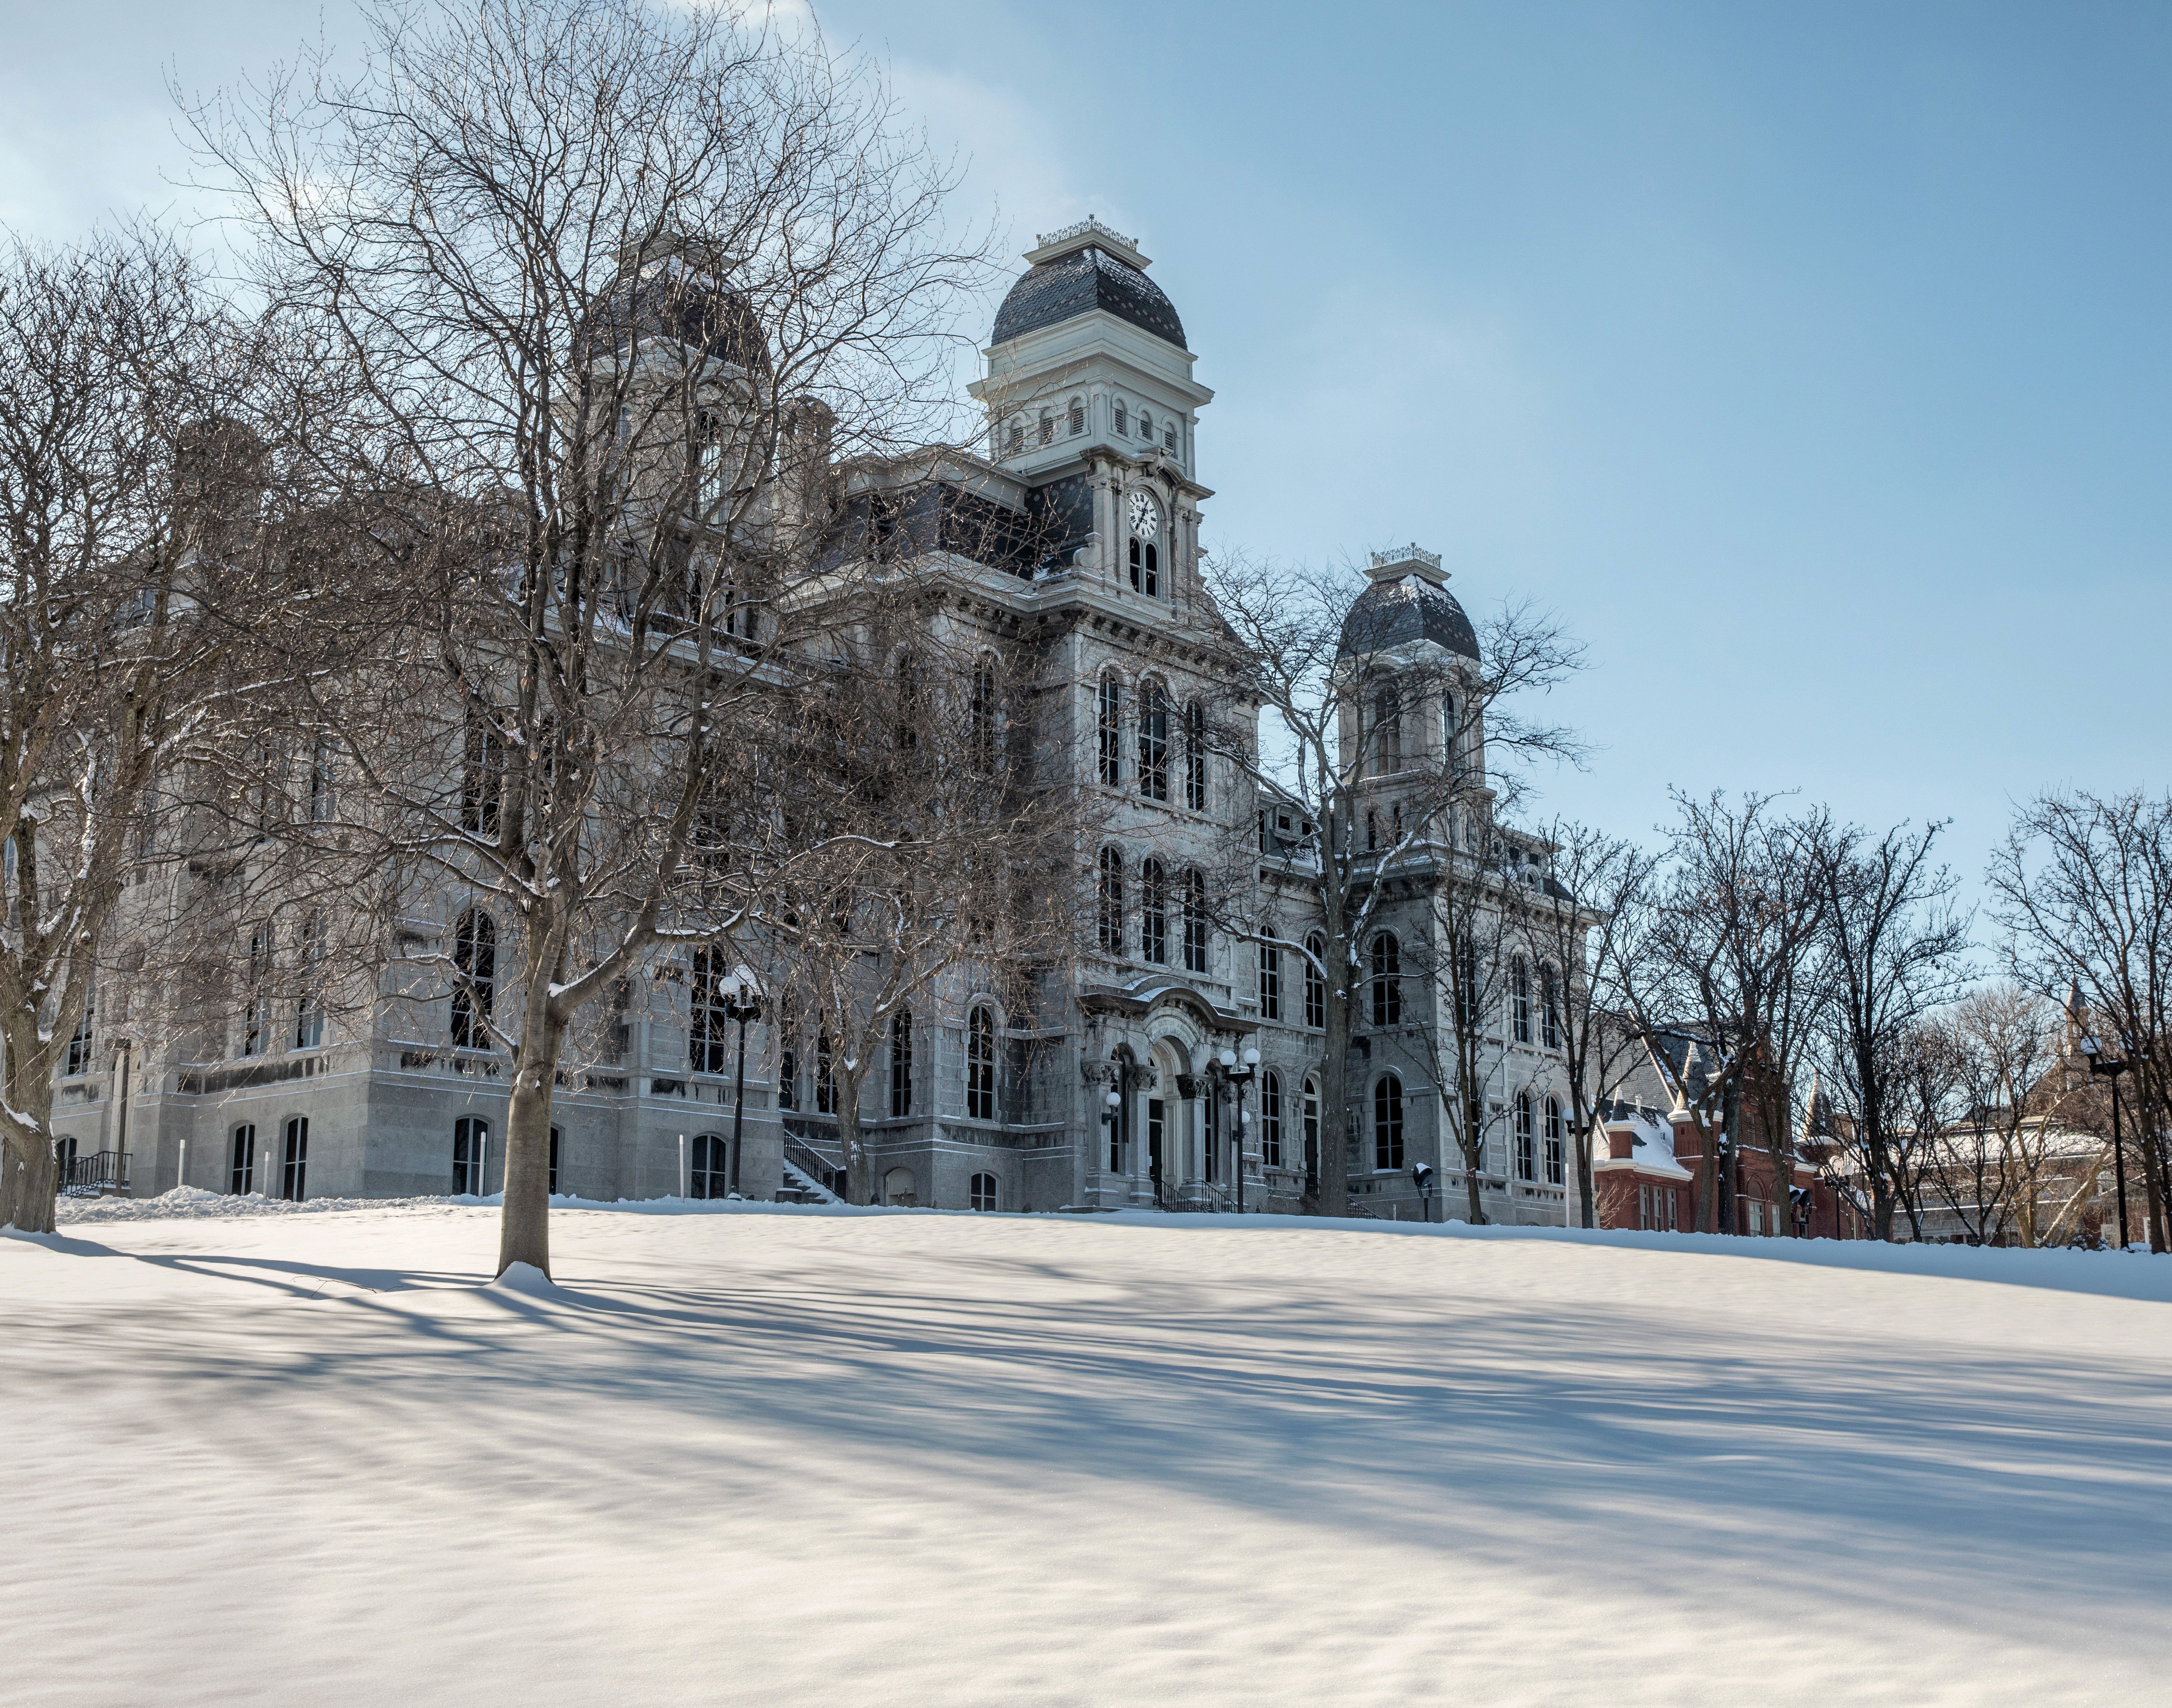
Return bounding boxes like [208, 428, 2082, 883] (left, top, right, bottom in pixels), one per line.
[835, 1065, 871, 1206]
[1, 1052, 60, 1234]
[1315, 979, 1351, 1217]
[497, 1016, 563, 1279]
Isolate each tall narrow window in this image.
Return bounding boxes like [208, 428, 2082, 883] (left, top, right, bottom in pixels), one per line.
[461, 710, 502, 837]
[971, 1172, 998, 1212]
[1303, 1078, 1321, 1186]
[1137, 684, 1170, 801]
[1068, 398, 1085, 436]
[1442, 693, 1459, 773]
[1258, 942, 1281, 1021]
[1374, 1075, 1405, 1171]
[1097, 677, 1123, 787]
[893, 655, 920, 751]
[293, 912, 325, 1050]
[889, 1009, 913, 1118]
[1114, 401, 1129, 437]
[454, 1116, 488, 1196]
[1184, 701, 1207, 811]
[241, 924, 269, 1057]
[1262, 1070, 1284, 1168]
[1369, 932, 1402, 1027]
[689, 948, 729, 1074]
[1512, 958, 1532, 1044]
[1139, 411, 1154, 443]
[1164, 423, 1177, 451]
[967, 1005, 997, 1122]
[1541, 964, 1562, 1049]
[452, 909, 496, 1050]
[971, 660, 999, 772]
[1545, 1098, 1565, 1186]
[1141, 860, 1168, 965]
[281, 1116, 309, 1203]
[694, 411, 726, 507]
[1127, 491, 1160, 596]
[1372, 686, 1402, 776]
[1515, 1094, 1536, 1181]
[1097, 848, 1124, 954]
[1007, 417, 1024, 454]
[1304, 934, 1326, 1030]
[691, 1134, 730, 1199]
[1038, 409, 1054, 446]
[308, 739, 334, 822]
[229, 1124, 255, 1195]
[816, 1031, 836, 1114]
[778, 1035, 799, 1110]
[549, 1126, 562, 1196]
[1182, 870, 1208, 973]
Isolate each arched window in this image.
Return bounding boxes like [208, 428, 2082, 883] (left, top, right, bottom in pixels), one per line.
[1141, 860, 1168, 965]
[1137, 682, 1170, 799]
[1164, 422, 1178, 451]
[1068, 397, 1085, 436]
[1114, 400, 1129, 437]
[1258, 941, 1281, 1020]
[890, 1009, 914, 1118]
[1304, 934, 1326, 1030]
[1097, 676, 1123, 787]
[1369, 932, 1402, 1027]
[1037, 408, 1054, 446]
[1182, 870, 1209, 973]
[281, 1116, 309, 1203]
[1374, 1075, 1405, 1171]
[971, 658, 999, 771]
[892, 653, 920, 751]
[1006, 416, 1025, 454]
[690, 948, 730, 1074]
[1262, 1070, 1284, 1169]
[461, 709, 502, 837]
[1184, 701, 1207, 810]
[1441, 693, 1459, 772]
[229, 1123, 255, 1196]
[970, 1172, 998, 1212]
[967, 1005, 997, 1122]
[1545, 1098, 1565, 1185]
[454, 1116, 488, 1196]
[1128, 491, 1160, 596]
[778, 1029, 799, 1110]
[1512, 958, 1532, 1044]
[242, 921, 270, 1057]
[1515, 1093, 1536, 1181]
[1540, 964, 1563, 1050]
[691, 1134, 731, 1199]
[1097, 848, 1124, 954]
[549, 1125, 562, 1196]
[815, 1030, 836, 1114]
[1366, 809, 1380, 853]
[1302, 1077, 1321, 1186]
[450, 909, 496, 1050]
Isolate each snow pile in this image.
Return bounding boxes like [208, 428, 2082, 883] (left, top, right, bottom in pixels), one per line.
[5, 1205, 2169, 1705]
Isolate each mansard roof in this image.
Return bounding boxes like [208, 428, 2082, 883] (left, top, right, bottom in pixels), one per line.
[1337, 574, 1479, 661]
[992, 241, 1187, 351]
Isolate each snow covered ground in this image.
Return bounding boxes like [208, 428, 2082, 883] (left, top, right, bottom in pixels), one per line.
[6, 1196, 2170, 1707]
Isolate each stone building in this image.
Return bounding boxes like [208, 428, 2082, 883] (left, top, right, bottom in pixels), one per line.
[53, 218, 1583, 1224]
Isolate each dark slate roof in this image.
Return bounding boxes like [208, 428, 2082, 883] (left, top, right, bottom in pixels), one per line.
[992, 245, 1186, 350]
[579, 264, 769, 373]
[1336, 576, 1479, 661]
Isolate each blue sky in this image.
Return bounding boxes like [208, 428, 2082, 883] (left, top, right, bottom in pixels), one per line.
[7, 1, 2168, 909]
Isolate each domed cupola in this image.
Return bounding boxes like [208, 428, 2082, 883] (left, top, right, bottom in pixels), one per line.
[992, 220, 1186, 351]
[579, 235, 770, 373]
[1338, 545, 1479, 661]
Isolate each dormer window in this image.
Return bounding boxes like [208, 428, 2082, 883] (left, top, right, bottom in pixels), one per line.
[1127, 491, 1160, 596]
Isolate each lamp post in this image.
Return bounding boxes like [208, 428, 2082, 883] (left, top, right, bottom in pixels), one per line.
[1410, 1161, 1437, 1223]
[1102, 1086, 1123, 1188]
[1212, 1046, 1260, 1213]
[2078, 1034, 2132, 1251]
[718, 964, 764, 1200]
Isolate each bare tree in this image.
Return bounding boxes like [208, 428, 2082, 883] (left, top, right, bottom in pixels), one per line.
[761, 631, 1091, 1205]
[0, 230, 303, 1232]
[1200, 549, 1582, 1215]
[1525, 821, 1662, 1228]
[1808, 816, 1973, 1241]
[191, 0, 990, 1274]
[1634, 793, 1830, 1236]
[1990, 790, 2172, 1253]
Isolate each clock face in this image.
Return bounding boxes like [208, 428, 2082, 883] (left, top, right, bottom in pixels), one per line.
[1128, 490, 1159, 542]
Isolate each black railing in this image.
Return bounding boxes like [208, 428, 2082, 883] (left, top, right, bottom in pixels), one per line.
[60, 1150, 131, 1196]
